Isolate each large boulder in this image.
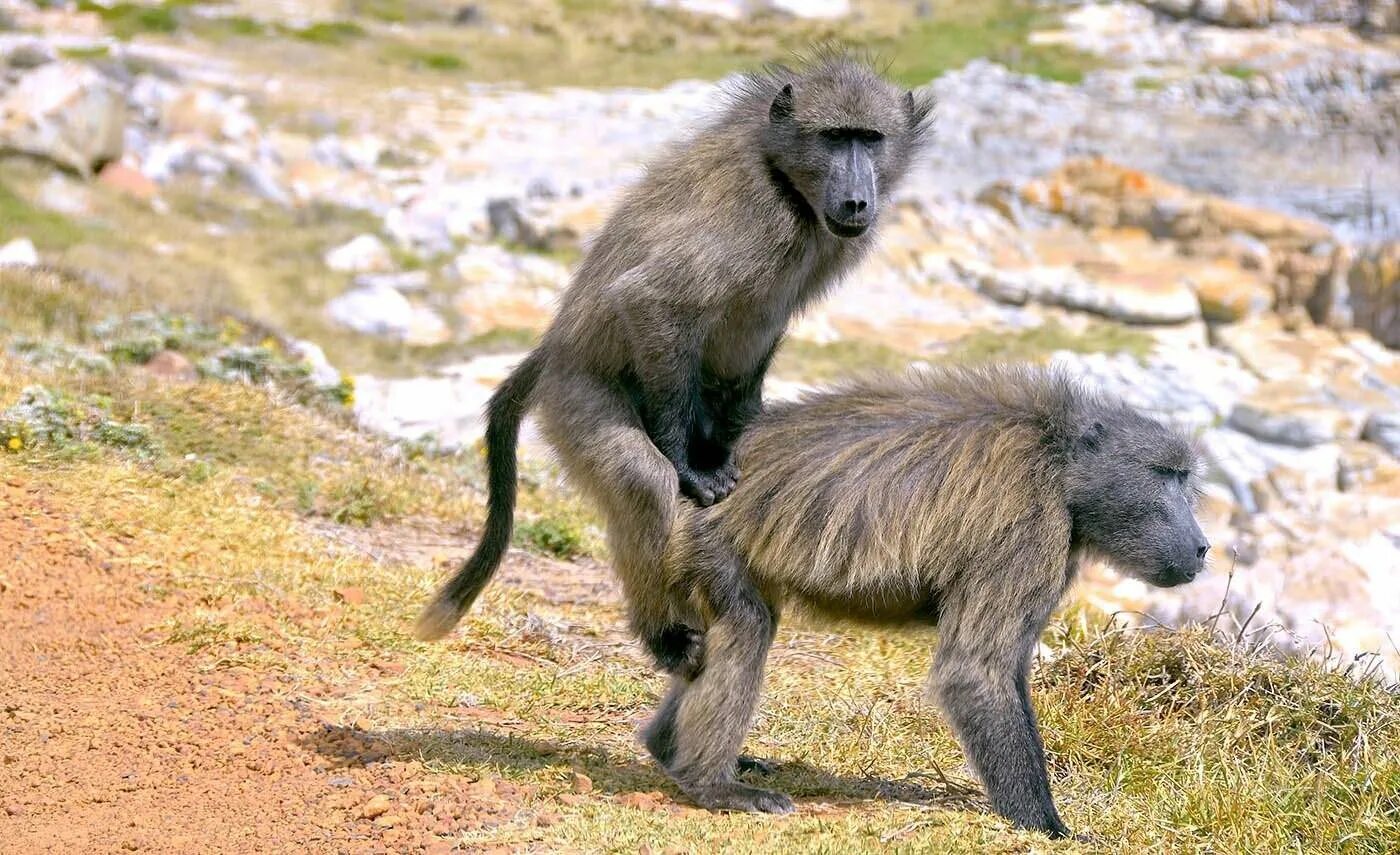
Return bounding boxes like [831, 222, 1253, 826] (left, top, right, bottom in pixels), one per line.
[1147, 0, 1276, 26]
[0, 62, 125, 177]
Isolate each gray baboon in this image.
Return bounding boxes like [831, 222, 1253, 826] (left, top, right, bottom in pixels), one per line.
[416, 53, 935, 657]
[644, 364, 1209, 836]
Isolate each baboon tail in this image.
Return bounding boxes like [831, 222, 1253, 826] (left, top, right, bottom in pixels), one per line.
[414, 350, 544, 641]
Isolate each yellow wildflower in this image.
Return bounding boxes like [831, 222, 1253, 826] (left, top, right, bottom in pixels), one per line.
[6, 436, 21, 452]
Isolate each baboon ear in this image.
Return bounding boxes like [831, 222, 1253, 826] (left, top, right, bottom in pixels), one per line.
[770, 84, 794, 124]
[1074, 421, 1106, 458]
[903, 88, 935, 132]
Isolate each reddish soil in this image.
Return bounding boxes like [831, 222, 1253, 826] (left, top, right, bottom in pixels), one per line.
[0, 475, 526, 854]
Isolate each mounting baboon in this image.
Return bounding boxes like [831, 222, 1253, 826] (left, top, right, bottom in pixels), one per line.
[641, 365, 1209, 836]
[416, 52, 935, 653]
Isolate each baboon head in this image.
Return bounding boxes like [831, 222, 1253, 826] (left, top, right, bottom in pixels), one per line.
[758, 53, 934, 239]
[1064, 407, 1209, 588]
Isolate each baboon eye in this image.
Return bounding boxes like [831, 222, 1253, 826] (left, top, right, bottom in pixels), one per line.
[819, 128, 884, 145]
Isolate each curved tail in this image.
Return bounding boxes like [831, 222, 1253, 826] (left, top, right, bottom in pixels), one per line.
[414, 350, 544, 641]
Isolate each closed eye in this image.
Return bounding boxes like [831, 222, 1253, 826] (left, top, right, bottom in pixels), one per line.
[1152, 466, 1191, 483]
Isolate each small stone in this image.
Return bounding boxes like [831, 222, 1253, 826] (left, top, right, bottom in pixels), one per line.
[143, 350, 198, 383]
[98, 163, 159, 201]
[570, 772, 593, 794]
[0, 238, 39, 267]
[325, 234, 393, 274]
[360, 794, 392, 819]
[465, 777, 496, 798]
[374, 813, 403, 828]
[332, 587, 366, 606]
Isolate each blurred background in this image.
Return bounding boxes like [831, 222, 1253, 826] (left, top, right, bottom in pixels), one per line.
[1, 2, 1398, 850]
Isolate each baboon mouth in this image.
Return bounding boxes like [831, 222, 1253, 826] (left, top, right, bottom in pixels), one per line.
[822, 215, 869, 238]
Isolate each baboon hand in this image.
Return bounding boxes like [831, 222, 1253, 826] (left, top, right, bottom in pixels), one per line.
[679, 461, 740, 507]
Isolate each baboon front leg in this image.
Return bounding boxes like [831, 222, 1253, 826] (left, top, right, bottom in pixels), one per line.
[932, 622, 1069, 838]
[665, 575, 790, 814]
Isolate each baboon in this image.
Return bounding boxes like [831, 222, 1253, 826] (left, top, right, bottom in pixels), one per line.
[642, 364, 1209, 836]
[416, 52, 935, 655]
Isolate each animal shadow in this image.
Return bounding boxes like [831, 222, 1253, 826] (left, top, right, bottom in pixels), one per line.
[302, 723, 984, 813]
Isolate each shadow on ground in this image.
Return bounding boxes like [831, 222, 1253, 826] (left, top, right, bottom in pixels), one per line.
[303, 723, 985, 812]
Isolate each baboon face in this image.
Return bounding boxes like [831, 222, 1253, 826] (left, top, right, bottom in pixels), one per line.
[763, 63, 931, 239]
[1066, 413, 1209, 588]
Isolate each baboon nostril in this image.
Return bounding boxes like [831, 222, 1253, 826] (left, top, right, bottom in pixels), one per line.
[856, 200, 867, 212]
[1197, 544, 1210, 560]
[842, 199, 861, 216]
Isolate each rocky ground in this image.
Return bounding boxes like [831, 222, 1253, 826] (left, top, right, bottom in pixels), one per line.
[2, 1, 1399, 850]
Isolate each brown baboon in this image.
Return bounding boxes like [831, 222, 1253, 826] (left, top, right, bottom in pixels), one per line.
[643, 364, 1209, 835]
[415, 52, 935, 659]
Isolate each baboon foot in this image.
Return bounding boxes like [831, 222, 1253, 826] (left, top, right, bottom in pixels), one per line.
[687, 781, 794, 814]
[679, 462, 739, 507]
[735, 755, 777, 776]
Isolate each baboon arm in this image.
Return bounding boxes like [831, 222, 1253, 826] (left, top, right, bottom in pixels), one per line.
[931, 581, 1070, 838]
[706, 337, 779, 449]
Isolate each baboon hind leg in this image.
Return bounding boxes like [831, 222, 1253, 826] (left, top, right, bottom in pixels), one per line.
[931, 589, 1069, 838]
[663, 568, 790, 814]
[643, 676, 778, 778]
[536, 375, 679, 650]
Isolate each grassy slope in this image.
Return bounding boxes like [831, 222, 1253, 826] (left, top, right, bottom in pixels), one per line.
[3, 265, 1399, 853]
[80, 0, 1098, 90]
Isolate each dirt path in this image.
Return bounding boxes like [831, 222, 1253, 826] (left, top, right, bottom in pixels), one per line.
[0, 475, 519, 854]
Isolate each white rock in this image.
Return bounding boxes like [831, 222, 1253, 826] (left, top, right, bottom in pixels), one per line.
[286, 339, 342, 389]
[324, 234, 392, 274]
[0, 238, 39, 267]
[326, 282, 412, 337]
[327, 282, 449, 346]
[353, 353, 534, 448]
[0, 62, 126, 176]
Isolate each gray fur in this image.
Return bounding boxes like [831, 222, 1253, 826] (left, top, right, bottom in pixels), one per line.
[647, 364, 1209, 836]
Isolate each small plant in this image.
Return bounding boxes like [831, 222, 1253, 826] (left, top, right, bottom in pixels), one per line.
[0, 385, 159, 455]
[516, 516, 585, 559]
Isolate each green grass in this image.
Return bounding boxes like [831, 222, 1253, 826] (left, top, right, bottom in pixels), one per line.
[381, 44, 467, 72]
[1220, 64, 1257, 81]
[943, 319, 1155, 365]
[774, 337, 915, 383]
[0, 180, 90, 251]
[76, 0, 180, 38]
[281, 20, 367, 46]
